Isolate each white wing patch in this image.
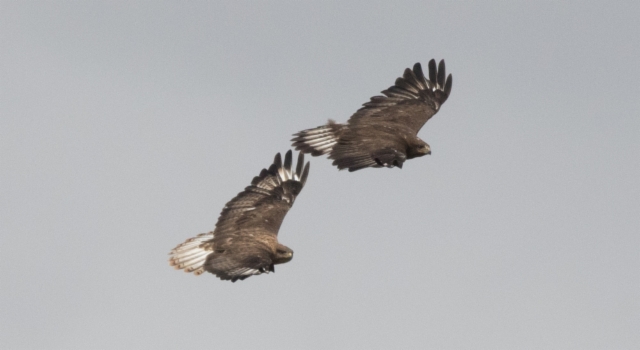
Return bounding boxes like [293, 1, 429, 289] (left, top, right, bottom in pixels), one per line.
[229, 267, 266, 277]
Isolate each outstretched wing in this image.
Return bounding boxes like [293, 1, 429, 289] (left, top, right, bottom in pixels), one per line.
[168, 150, 310, 281]
[213, 150, 310, 240]
[347, 59, 452, 135]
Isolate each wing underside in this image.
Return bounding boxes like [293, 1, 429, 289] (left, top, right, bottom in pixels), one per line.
[348, 59, 452, 134]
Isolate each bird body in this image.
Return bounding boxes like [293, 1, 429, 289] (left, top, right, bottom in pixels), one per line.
[293, 59, 452, 171]
[168, 150, 309, 282]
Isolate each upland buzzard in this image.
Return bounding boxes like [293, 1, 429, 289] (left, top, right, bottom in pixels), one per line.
[168, 150, 310, 282]
[292, 59, 452, 172]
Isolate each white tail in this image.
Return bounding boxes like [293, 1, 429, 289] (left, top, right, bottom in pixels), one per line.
[168, 232, 214, 276]
[291, 122, 342, 157]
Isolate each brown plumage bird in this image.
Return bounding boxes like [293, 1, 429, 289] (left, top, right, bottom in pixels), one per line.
[168, 150, 310, 282]
[292, 59, 452, 172]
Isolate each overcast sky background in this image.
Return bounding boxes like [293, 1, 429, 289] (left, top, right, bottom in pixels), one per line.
[1, 1, 639, 349]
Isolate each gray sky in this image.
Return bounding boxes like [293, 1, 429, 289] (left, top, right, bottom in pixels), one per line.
[1, 1, 638, 349]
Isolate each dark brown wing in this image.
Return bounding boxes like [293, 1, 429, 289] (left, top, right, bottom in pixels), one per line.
[347, 59, 452, 135]
[213, 150, 309, 239]
[168, 150, 310, 281]
[203, 239, 275, 282]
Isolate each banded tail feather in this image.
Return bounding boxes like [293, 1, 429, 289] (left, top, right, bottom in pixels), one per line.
[168, 232, 214, 276]
[291, 120, 344, 157]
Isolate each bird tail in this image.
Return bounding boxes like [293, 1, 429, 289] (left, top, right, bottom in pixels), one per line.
[168, 232, 214, 276]
[291, 120, 344, 157]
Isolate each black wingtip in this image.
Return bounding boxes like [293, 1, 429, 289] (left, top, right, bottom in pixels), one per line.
[413, 62, 427, 87]
[428, 59, 437, 84]
[437, 60, 446, 88]
[413, 62, 422, 73]
[296, 151, 304, 178]
[284, 150, 293, 173]
[444, 74, 452, 97]
[300, 161, 310, 186]
[274, 152, 282, 169]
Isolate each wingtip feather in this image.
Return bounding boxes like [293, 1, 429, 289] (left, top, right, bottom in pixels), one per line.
[296, 151, 304, 178]
[300, 161, 310, 186]
[437, 60, 446, 88]
[428, 59, 437, 84]
[274, 153, 282, 169]
[444, 74, 452, 97]
[283, 150, 293, 180]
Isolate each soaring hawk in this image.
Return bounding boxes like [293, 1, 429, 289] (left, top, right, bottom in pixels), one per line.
[168, 150, 310, 282]
[292, 59, 452, 172]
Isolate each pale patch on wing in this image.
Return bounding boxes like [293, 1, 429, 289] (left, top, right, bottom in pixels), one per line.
[229, 267, 265, 277]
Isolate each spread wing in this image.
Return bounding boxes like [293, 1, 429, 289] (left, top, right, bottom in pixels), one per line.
[213, 150, 309, 240]
[347, 59, 452, 135]
[168, 150, 310, 281]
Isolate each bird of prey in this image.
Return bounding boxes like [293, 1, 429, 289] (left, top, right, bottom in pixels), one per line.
[168, 150, 310, 282]
[292, 59, 452, 172]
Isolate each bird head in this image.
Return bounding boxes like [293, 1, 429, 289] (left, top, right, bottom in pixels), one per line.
[274, 245, 294, 264]
[407, 142, 431, 158]
[417, 143, 431, 156]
